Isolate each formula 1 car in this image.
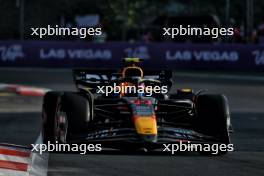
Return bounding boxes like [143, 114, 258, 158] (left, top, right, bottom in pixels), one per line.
[42, 58, 232, 155]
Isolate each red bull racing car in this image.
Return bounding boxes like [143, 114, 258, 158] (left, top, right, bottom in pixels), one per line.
[42, 58, 232, 155]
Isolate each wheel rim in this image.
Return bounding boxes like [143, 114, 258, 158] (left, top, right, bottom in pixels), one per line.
[55, 104, 68, 143]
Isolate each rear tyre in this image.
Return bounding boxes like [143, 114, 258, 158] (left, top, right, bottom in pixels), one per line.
[42, 91, 61, 144]
[195, 94, 231, 155]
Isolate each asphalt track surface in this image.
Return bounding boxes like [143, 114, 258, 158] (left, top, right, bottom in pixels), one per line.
[0, 69, 264, 176]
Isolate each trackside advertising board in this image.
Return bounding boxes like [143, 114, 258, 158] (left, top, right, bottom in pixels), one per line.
[0, 41, 263, 71]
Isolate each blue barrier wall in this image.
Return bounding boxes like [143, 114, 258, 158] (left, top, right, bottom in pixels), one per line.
[0, 41, 264, 71]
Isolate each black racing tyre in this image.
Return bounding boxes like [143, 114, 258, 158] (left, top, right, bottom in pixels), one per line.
[42, 91, 62, 144]
[195, 94, 231, 155]
[59, 92, 91, 136]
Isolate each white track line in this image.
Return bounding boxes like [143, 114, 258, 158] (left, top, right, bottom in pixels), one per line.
[0, 154, 30, 164]
[28, 133, 49, 176]
[0, 169, 29, 176]
[0, 146, 30, 175]
[0, 133, 49, 176]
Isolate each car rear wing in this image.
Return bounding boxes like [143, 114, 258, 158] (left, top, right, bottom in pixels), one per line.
[73, 68, 172, 92]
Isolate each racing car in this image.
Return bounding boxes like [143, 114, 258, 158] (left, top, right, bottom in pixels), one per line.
[42, 58, 232, 155]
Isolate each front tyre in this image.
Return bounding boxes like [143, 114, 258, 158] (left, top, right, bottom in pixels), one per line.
[56, 92, 91, 142]
[42, 91, 61, 144]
